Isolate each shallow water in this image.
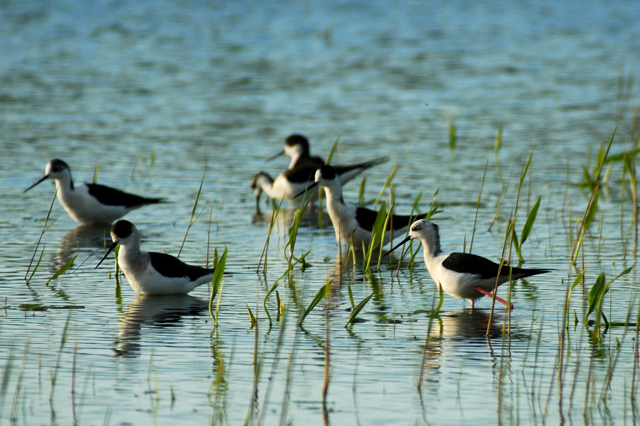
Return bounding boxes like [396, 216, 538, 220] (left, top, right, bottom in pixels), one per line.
[2, 0, 640, 424]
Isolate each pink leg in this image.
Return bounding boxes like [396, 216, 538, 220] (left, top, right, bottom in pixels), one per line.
[474, 286, 514, 310]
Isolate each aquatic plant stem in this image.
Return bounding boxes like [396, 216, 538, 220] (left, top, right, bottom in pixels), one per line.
[322, 295, 330, 410]
[178, 168, 206, 258]
[25, 188, 58, 284]
[469, 161, 488, 254]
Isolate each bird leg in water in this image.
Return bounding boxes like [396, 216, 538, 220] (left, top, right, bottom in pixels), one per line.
[474, 286, 514, 310]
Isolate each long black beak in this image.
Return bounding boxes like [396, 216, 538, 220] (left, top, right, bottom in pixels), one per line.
[24, 175, 49, 193]
[383, 235, 412, 257]
[267, 150, 285, 162]
[294, 181, 319, 199]
[95, 240, 119, 269]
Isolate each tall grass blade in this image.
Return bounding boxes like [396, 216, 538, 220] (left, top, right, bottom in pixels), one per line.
[585, 267, 633, 339]
[358, 177, 367, 207]
[520, 196, 541, 246]
[284, 196, 312, 270]
[565, 270, 586, 328]
[25, 188, 58, 284]
[299, 281, 330, 326]
[246, 303, 256, 329]
[345, 293, 373, 327]
[208, 248, 227, 328]
[257, 197, 284, 274]
[431, 284, 444, 317]
[325, 137, 340, 165]
[363, 202, 387, 270]
[263, 279, 281, 328]
[376, 205, 392, 270]
[585, 272, 607, 323]
[449, 121, 456, 150]
[178, 168, 206, 258]
[45, 253, 78, 286]
[494, 127, 504, 187]
[469, 163, 488, 253]
[93, 163, 99, 184]
[515, 196, 541, 263]
[373, 166, 398, 208]
[572, 190, 600, 264]
[276, 290, 285, 321]
[347, 283, 355, 310]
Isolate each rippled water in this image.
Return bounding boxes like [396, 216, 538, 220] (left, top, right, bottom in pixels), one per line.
[2, 0, 640, 424]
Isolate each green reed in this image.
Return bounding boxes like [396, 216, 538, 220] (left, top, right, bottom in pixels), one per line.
[299, 281, 330, 326]
[584, 268, 633, 342]
[322, 291, 331, 416]
[46, 252, 78, 286]
[513, 196, 541, 265]
[468, 162, 488, 254]
[449, 120, 456, 150]
[177, 168, 207, 258]
[494, 126, 505, 187]
[246, 303, 257, 329]
[345, 293, 373, 327]
[257, 197, 284, 274]
[373, 165, 398, 209]
[358, 177, 367, 206]
[25, 188, 58, 284]
[509, 152, 538, 265]
[284, 197, 311, 272]
[362, 202, 388, 271]
[263, 277, 281, 329]
[564, 270, 586, 329]
[208, 248, 228, 328]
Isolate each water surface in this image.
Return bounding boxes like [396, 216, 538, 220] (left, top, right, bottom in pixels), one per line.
[2, 0, 640, 424]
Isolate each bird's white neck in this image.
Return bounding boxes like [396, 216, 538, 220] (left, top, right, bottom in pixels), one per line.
[53, 172, 75, 192]
[285, 145, 305, 169]
[321, 181, 343, 214]
[418, 233, 443, 260]
[288, 156, 300, 169]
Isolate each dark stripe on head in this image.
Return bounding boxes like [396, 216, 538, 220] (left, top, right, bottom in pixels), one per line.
[318, 165, 337, 180]
[111, 220, 135, 239]
[50, 159, 70, 173]
[285, 134, 310, 152]
[430, 222, 441, 255]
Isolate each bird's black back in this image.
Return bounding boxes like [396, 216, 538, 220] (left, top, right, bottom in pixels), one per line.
[149, 252, 215, 281]
[86, 183, 164, 207]
[282, 165, 317, 184]
[442, 252, 550, 280]
[354, 209, 428, 232]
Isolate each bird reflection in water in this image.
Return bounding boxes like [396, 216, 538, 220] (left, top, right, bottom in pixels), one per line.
[114, 295, 208, 357]
[420, 309, 507, 385]
[56, 224, 112, 270]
